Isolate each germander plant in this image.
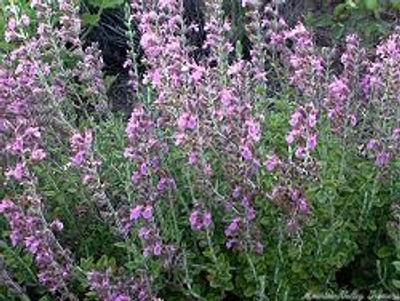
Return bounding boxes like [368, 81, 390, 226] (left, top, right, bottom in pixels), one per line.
[1, 0, 399, 300]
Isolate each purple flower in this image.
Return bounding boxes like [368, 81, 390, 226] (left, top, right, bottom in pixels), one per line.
[203, 211, 212, 228]
[153, 242, 162, 256]
[254, 242, 264, 254]
[241, 145, 253, 161]
[225, 218, 240, 236]
[114, 295, 131, 301]
[130, 205, 142, 221]
[264, 154, 281, 172]
[71, 151, 85, 166]
[139, 162, 148, 175]
[157, 178, 167, 191]
[297, 198, 309, 214]
[141, 205, 153, 220]
[131, 171, 140, 183]
[50, 219, 64, 232]
[138, 227, 151, 239]
[24, 235, 40, 254]
[289, 111, 302, 127]
[375, 152, 390, 167]
[366, 139, 378, 150]
[189, 210, 201, 231]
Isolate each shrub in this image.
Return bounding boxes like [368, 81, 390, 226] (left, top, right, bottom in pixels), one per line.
[0, 0, 399, 300]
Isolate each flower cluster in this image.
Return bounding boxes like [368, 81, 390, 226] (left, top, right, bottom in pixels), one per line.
[0, 198, 73, 295]
[129, 203, 166, 258]
[189, 204, 212, 231]
[223, 187, 264, 254]
[264, 150, 313, 232]
[360, 32, 400, 168]
[87, 269, 130, 301]
[69, 129, 93, 166]
[284, 23, 324, 97]
[286, 102, 318, 159]
[87, 269, 159, 301]
[130, 0, 276, 255]
[124, 104, 174, 258]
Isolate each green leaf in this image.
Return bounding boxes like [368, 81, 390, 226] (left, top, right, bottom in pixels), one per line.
[393, 279, 400, 288]
[392, 261, 400, 273]
[391, 0, 400, 9]
[347, 0, 358, 8]
[334, 3, 350, 17]
[377, 246, 392, 258]
[314, 15, 334, 27]
[364, 0, 379, 10]
[291, 262, 303, 274]
[102, 0, 124, 9]
[81, 13, 100, 27]
[244, 285, 257, 297]
[87, 0, 124, 9]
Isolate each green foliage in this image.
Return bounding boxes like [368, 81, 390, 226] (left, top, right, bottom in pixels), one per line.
[306, 0, 399, 46]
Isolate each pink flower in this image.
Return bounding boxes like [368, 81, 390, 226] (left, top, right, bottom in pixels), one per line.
[177, 112, 196, 130]
[131, 171, 140, 183]
[21, 14, 30, 27]
[5, 163, 24, 181]
[228, 61, 244, 76]
[174, 133, 185, 146]
[264, 154, 281, 172]
[186, 114, 197, 130]
[71, 151, 85, 166]
[295, 146, 306, 158]
[159, 0, 175, 10]
[151, 69, 162, 87]
[31, 148, 46, 161]
[188, 152, 198, 165]
[289, 111, 302, 127]
[177, 113, 189, 130]
[246, 119, 261, 142]
[286, 130, 296, 145]
[219, 89, 234, 106]
[190, 64, 205, 82]
[307, 133, 317, 150]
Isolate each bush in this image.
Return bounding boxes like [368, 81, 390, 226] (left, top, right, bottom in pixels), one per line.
[1, 0, 399, 300]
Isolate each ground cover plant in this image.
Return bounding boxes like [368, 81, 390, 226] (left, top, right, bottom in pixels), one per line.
[1, 0, 400, 300]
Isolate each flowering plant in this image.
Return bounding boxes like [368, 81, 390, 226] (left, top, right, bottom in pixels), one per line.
[1, 0, 399, 300]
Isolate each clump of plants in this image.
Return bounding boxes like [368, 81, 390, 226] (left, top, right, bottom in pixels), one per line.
[0, 0, 399, 300]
